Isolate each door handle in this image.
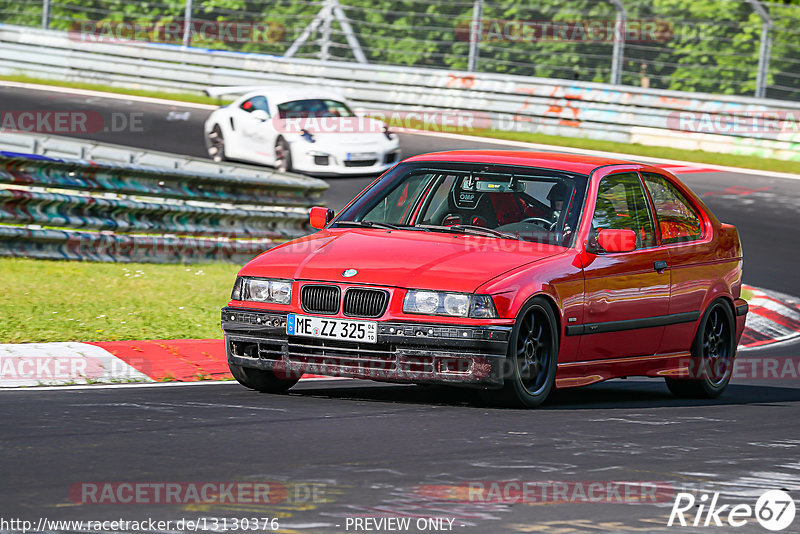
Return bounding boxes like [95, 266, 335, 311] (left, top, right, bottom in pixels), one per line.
[654, 260, 669, 272]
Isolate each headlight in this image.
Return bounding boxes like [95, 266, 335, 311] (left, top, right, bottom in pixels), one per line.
[231, 277, 292, 305]
[411, 291, 440, 314]
[403, 290, 498, 318]
[469, 295, 498, 318]
[443, 293, 470, 316]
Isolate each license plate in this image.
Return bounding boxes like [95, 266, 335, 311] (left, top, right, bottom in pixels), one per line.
[346, 152, 376, 161]
[287, 314, 378, 344]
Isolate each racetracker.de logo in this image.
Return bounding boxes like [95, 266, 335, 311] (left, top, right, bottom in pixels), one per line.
[273, 109, 492, 135]
[0, 111, 145, 134]
[69, 20, 286, 44]
[455, 19, 673, 43]
[0, 356, 104, 381]
[667, 111, 800, 135]
[414, 480, 675, 504]
[68, 481, 329, 505]
[679, 356, 800, 380]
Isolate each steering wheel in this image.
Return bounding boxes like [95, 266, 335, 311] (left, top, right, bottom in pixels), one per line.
[521, 217, 557, 231]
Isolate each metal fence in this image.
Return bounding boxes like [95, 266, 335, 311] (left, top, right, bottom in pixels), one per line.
[2, 25, 798, 163]
[2, 0, 799, 101]
[0, 132, 328, 263]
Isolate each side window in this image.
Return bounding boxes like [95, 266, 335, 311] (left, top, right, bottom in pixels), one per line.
[240, 96, 269, 114]
[419, 175, 458, 224]
[592, 172, 657, 250]
[323, 100, 351, 117]
[642, 173, 703, 244]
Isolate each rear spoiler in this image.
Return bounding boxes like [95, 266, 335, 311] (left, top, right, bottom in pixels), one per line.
[204, 86, 279, 98]
[204, 86, 347, 101]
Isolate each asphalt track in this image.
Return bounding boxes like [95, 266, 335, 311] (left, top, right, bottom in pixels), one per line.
[1, 85, 800, 534]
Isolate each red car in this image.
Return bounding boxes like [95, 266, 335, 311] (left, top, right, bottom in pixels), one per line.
[222, 151, 748, 407]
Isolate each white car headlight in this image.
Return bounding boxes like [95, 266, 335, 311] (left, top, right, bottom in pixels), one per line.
[443, 293, 470, 316]
[232, 277, 292, 305]
[411, 291, 440, 314]
[403, 290, 498, 318]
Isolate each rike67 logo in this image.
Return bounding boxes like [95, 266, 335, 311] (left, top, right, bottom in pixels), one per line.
[668, 490, 796, 531]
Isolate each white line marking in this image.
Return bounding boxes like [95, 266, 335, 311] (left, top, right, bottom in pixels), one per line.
[0, 80, 217, 109]
[0, 376, 347, 392]
[0, 379, 239, 391]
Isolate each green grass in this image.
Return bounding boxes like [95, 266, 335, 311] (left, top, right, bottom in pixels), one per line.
[0, 258, 239, 343]
[741, 287, 755, 301]
[4, 73, 799, 175]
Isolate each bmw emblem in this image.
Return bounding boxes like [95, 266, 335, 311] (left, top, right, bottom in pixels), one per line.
[342, 269, 358, 278]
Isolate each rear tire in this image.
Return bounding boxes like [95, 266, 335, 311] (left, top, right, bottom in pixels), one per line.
[275, 138, 292, 173]
[665, 299, 735, 399]
[229, 363, 299, 393]
[482, 297, 559, 408]
[207, 124, 227, 163]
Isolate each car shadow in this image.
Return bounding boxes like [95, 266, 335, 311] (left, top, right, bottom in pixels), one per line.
[288, 379, 800, 410]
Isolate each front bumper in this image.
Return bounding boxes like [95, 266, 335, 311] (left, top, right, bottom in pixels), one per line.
[291, 144, 401, 176]
[221, 307, 511, 387]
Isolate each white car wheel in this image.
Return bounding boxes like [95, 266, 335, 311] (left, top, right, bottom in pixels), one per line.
[207, 125, 226, 163]
[275, 138, 292, 173]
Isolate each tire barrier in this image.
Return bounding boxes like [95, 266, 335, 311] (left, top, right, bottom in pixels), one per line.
[0, 226, 275, 264]
[0, 153, 326, 208]
[0, 188, 309, 239]
[0, 142, 329, 263]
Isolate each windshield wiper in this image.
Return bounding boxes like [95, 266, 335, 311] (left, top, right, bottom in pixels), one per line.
[452, 225, 522, 240]
[421, 224, 521, 240]
[336, 221, 430, 232]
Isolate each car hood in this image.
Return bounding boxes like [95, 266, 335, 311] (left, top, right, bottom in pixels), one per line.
[241, 229, 565, 293]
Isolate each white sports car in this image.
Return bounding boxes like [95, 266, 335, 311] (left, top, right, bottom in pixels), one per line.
[203, 87, 401, 176]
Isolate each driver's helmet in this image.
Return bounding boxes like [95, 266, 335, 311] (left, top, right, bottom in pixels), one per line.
[547, 182, 569, 207]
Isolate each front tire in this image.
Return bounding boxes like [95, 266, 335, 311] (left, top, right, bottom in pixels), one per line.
[483, 297, 559, 408]
[665, 299, 735, 399]
[229, 363, 299, 394]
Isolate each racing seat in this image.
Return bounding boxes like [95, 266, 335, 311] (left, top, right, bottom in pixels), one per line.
[440, 193, 500, 228]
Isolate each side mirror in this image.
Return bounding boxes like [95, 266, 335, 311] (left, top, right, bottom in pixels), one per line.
[596, 228, 637, 253]
[309, 206, 334, 229]
[251, 109, 269, 122]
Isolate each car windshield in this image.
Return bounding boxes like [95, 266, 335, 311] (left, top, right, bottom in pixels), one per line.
[334, 162, 588, 247]
[277, 99, 354, 119]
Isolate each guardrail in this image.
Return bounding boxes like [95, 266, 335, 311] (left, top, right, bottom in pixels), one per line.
[1, 25, 799, 163]
[0, 132, 328, 263]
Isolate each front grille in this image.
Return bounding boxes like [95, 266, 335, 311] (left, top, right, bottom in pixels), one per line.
[287, 338, 397, 371]
[344, 288, 389, 318]
[344, 159, 377, 167]
[300, 284, 340, 314]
